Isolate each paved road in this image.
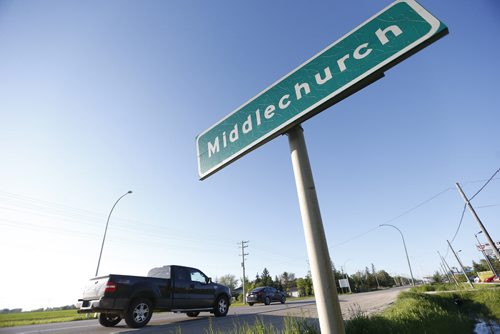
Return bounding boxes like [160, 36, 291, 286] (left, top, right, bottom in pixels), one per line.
[1, 287, 409, 334]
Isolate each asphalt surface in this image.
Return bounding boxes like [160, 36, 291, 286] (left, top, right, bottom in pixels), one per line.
[1, 287, 409, 334]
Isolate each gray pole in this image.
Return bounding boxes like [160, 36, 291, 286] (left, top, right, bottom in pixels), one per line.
[393, 275, 399, 286]
[439, 264, 450, 283]
[96, 190, 133, 277]
[287, 126, 345, 334]
[438, 257, 454, 285]
[438, 251, 459, 286]
[475, 232, 497, 276]
[439, 266, 445, 280]
[456, 182, 500, 260]
[374, 271, 381, 289]
[447, 240, 474, 289]
[239, 241, 249, 303]
[380, 224, 415, 286]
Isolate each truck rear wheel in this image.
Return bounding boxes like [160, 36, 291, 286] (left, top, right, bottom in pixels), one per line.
[98, 313, 121, 327]
[125, 298, 153, 328]
[213, 295, 229, 317]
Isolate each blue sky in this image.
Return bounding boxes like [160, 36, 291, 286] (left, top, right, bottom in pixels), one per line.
[0, 0, 499, 310]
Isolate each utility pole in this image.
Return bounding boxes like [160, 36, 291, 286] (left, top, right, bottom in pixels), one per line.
[438, 251, 459, 286]
[374, 273, 381, 289]
[456, 182, 500, 261]
[238, 241, 249, 303]
[439, 264, 450, 283]
[438, 257, 454, 285]
[447, 240, 474, 289]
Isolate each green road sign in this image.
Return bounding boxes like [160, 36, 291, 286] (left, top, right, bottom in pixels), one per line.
[196, 0, 447, 179]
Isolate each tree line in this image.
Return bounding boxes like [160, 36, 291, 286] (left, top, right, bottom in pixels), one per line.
[217, 263, 414, 301]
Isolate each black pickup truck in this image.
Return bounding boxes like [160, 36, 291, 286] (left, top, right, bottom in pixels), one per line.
[76, 265, 231, 328]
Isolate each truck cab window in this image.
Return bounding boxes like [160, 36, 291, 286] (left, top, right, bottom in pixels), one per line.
[190, 271, 206, 284]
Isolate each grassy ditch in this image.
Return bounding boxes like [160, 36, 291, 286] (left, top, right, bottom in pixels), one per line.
[208, 287, 499, 333]
[345, 288, 499, 334]
[0, 309, 88, 328]
[409, 282, 499, 293]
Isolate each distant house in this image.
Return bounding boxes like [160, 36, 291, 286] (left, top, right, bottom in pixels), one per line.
[288, 287, 300, 298]
[233, 286, 243, 298]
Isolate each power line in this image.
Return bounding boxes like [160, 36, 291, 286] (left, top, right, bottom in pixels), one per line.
[331, 226, 379, 248]
[477, 203, 500, 209]
[445, 204, 466, 258]
[469, 167, 500, 201]
[383, 187, 452, 225]
[450, 205, 467, 244]
[331, 187, 452, 249]
[445, 167, 500, 257]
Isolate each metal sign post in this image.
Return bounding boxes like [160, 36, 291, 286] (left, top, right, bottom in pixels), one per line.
[288, 126, 344, 334]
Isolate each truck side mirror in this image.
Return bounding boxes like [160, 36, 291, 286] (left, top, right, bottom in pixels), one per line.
[206, 277, 212, 284]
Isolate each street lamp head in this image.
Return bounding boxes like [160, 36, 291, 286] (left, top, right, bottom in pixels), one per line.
[127, 190, 133, 194]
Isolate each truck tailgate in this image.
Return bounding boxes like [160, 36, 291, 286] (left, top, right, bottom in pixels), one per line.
[80, 276, 109, 300]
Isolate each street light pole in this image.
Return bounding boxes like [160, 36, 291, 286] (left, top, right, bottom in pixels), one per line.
[447, 240, 474, 289]
[379, 224, 415, 286]
[474, 231, 497, 277]
[438, 250, 459, 286]
[95, 190, 133, 277]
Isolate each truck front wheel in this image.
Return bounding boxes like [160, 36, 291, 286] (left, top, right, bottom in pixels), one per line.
[98, 313, 121, 327]
[125, 298, 153, 328]
[213, 295, 229, 317]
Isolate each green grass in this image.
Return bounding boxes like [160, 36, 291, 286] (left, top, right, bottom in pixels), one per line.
[346, 287, 500, 334]
[215, 287, 500, 334]
[205, 315, 320, 334]
[409, 282, 500, 293]
[0, 309, 89, 328]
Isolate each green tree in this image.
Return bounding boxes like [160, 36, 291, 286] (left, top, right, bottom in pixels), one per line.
[432, 271, 443, 283]
[273, 275, 283, 290]
[254, 273, 262, 287]
[217, 274, 238, 291]
[240, 276, 252, 292]
[296, 272, 314, 297]
[280, 272, 291, 293]
[261, 268, 273, 286]
[296, 278, 306, 297]
[376, 270, 394, 287]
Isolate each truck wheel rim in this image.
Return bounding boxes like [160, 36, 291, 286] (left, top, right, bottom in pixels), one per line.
[218, 299, 227, 313]
[133, 303, 149, 323]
